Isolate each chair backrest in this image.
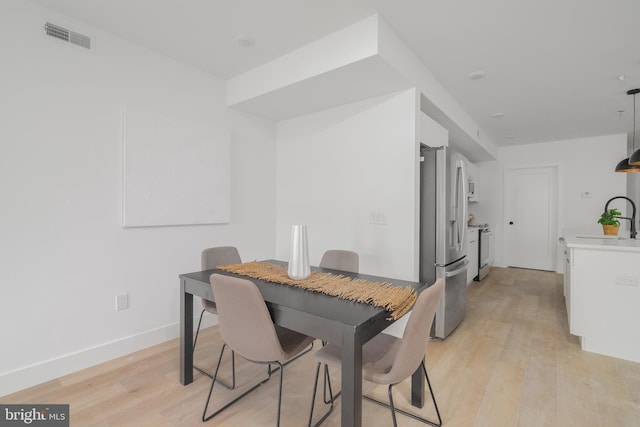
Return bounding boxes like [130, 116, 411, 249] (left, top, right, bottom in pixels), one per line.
[201, 246, 241, 270]
[383, 279, 444, 384]
[209, 274, 286, 363]
[319, 250, 359, 273]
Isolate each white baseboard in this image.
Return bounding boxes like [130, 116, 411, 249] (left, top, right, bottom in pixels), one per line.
[0, 314, 217, 397]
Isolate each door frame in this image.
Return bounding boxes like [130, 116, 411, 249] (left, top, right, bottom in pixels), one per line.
[503, 165, 559, 271]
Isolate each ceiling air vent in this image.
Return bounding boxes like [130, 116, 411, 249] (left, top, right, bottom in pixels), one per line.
[44, 22, 92, 50]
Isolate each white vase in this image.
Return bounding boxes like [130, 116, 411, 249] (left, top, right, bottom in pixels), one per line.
[288, 225, 310, 280]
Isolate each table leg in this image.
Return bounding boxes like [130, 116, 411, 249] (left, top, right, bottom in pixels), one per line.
[180, 278, 193, 385]
[410, 356, 425, 407]
[341, 326, 362, 427]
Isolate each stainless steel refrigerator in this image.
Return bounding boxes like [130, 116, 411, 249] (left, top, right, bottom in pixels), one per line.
[420, 144, 468, 339]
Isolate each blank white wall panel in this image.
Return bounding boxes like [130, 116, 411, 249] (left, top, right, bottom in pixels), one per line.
[275, 89, 418, 281]
[123, 106, 231, 227]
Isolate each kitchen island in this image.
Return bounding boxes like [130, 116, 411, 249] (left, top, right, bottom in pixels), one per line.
[561, 229, 640, 363]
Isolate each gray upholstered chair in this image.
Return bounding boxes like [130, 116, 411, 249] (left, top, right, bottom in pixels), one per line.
[203, 274, 315, 425]
[319, 249, 359, 273]
[193, 246, 242, 387]
[308, 279, 445, 427]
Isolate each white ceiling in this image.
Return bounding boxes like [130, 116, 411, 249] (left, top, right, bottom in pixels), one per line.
[27, 0, 640, 147]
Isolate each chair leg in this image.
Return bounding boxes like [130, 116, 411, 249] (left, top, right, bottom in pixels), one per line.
[194, 353, 236, 389]
[318, 340, 341, 405]
[193, 309, 236, 389]
[193, 309, 206, 351]
[308, 363, 335, 427]
[361, 361, 442, 427]
[202, 343, 228, 422]
[308, 363, 320, 427]
[310, 361, 442, 427]
[202, 344, 274, 422]
[275, 361, 284, 427]
[323, 364, 341, 404]
[422, 361, 442, 427]
[387, 385, 399, 427]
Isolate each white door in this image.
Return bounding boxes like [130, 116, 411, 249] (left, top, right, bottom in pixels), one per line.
[505, 166, 558, 271]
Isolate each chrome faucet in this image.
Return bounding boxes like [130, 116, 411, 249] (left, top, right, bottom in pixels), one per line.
[603, 196, 637, 239]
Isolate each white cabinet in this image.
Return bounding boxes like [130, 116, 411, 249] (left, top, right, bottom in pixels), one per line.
[562, 241, 583, 336]
[467, 229, 479, 285]
[561, 241, 575, 332]
[561, 230, 640, 362]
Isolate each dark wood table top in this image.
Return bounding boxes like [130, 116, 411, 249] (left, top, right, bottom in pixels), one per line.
[180, 259, 425, 336]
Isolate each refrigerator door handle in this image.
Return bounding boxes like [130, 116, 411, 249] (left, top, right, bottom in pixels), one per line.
[461, 161, 468, 247]
[445, 259, 469, 277]
[455, 160, 467, 251]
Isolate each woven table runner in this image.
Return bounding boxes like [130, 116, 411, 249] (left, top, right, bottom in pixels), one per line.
[217, 261, 416, 320]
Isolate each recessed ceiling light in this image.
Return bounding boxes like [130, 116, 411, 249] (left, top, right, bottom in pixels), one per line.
[468, 70, 486, 80]
[617, 75, 626, 81]
[492, 112, 505, 118]
[505, 135, 517, 139]
[235, 35, 255, 47]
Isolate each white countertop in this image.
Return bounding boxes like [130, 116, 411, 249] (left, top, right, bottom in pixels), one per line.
[562, 229, 640, 252]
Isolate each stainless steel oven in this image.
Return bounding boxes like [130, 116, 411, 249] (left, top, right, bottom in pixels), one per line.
[478, 225, 494, 280]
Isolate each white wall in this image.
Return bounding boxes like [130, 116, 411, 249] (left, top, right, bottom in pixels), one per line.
[228, 14, 380, 106]
[378, 18, 498, 160]
[0, 0, 276, 396]
[470, 134, 627, 271]
[228, 14, 496, 161]
[275, 89, 419, 280]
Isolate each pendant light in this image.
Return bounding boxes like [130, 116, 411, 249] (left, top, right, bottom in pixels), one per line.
[616, 88, 640, 172]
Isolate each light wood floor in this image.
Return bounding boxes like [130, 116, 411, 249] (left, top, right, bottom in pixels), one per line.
[3, 267, 640, 426]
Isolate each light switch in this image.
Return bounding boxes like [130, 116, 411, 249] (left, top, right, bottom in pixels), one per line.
[116, 293, 129, 311]
[615, 275, 638, 287]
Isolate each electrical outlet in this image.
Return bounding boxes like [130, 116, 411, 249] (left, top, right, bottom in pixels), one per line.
[370, 212, 387, 225]
[116, 293, 129, 311]
[615, 275, 638, 287]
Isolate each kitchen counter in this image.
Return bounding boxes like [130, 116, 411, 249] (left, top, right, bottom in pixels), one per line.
[562, 229, 640, 252]
[560, 230, 640, 363]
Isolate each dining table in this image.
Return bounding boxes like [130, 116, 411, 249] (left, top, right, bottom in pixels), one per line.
[179, 260, 428, 427]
